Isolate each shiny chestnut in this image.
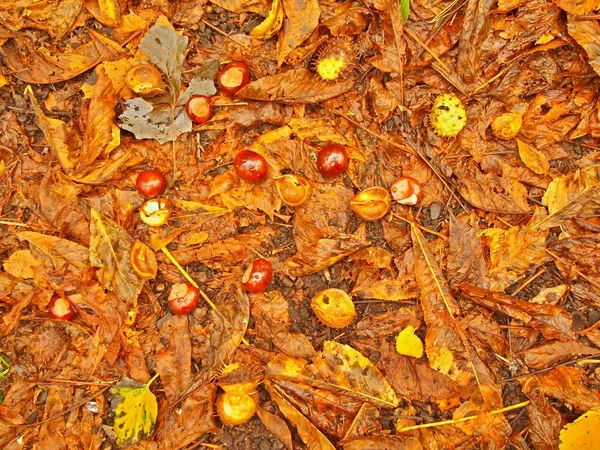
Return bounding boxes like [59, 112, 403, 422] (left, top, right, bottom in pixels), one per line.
[136, 169, 167, 198]
[242, 258, 273, 293]
[218, 62, 250, 96]
[234, 150, 268, 183]
[48, 295, 76, 320]
[390, 176, 423, 206]
[317, 144, 348, 178]
[168, 282, 200, 315]
[186, 95, 212, 124]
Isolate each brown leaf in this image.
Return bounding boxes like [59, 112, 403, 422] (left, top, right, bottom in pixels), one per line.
[265, 380, 337, 450]
[355, 310, 421, 338]
[178, 285, 249, 402]
[522, 378, 562, 450]
[448, 214, 490, 288]
[89, 209, 145, 305]
[4, 30, 126, 84]
[282, 234, 369, 278]
[155, 315, 192, 403]
[250, 290, 316, 358]
[342, 403, 382, 440]
[157, 385, 218, 449]
[256, 407, 294, 450]
[532, 165, 600, 231]
[77, 66, 119, 171]
[236, 69, 354, 104]
[456, 284, 574, 342]
[521, 366, 600, 413]
[351, 339, 461, 403]
[456, 161, 531, 214]
[521, 340, 599, 369]
[456, 0, 495, 83]
[0, 0, 83, 39]
[16, 231, 89, 276]
[210, 0, 268, 14]
[479, 224, 548, 289]
[277, 0, 320, 65]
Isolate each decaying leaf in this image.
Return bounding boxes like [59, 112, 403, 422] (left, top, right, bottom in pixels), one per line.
[118, 17, 218, 143]
[516, 139, 550, 175]
[109, 375, 159, 445]
[89, 209, 146, 304]
[236, 69, 354, 104]
[532, 165, 600, 231]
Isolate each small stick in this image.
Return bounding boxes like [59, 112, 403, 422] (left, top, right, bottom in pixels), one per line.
[499, 353, 600, 383]
[200, 19, 249, 49]
[397, 400, 530, 432]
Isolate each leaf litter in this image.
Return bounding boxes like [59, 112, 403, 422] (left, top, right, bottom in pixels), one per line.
[2, 0, 600, 448]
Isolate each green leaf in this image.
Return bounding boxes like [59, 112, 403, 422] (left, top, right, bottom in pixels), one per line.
[400, 0, 410, 23]
[110, 374, 159, 445]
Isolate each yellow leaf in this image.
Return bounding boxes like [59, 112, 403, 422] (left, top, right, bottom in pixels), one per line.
[559, 407, 600, 450]
[99, 0, 120, 24]
[428, 343, 454, 374]
[3, 250, 39, 279]
[517, 139, 550, 175]
[110, 374, 159, 445]
[395, 326, 424, 358]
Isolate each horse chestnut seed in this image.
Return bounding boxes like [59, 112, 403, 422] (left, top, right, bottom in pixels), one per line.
[218, 61, 250, 96]
[242, 258, 273, 293]
[390, 176, 423, 206]
[168, 282, 200, 315]
[48, 295, 76, 320]
[317, 144, 348, 178]
[185, 95, 212, 124]
[234, 150, 268, 183]
[136, 170, 167, 198]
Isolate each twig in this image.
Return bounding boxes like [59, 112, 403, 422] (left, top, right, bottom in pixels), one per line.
[200, 19, 249, 48]
[499, 353, 600, 384]
[397, 400, 530, 432]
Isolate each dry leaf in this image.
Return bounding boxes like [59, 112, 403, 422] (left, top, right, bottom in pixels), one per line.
[277, 0, 320, 65]
[236, 69, 354, 104]
[89, 209, 146, 305]
[155, 315, 191, 402]
[517, 139, 550, 175]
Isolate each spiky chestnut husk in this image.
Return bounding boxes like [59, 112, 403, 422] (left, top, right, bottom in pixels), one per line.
[313, 37, 357, 82]
[218, 362, 262, 396]
[430, 93, 467, 138]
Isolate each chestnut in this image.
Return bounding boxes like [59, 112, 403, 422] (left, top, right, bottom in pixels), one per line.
[310, 288, 355, 328]
[136, 169, 167, 198]
[350, 187, 391, 221]
[390, 176, 423, 206]
[48, 295, 76, 321]
[216, 392, 258, 426]
[139, 198, 171, 227]
[217, 61, 250, 96]
[274, 174, 311, 207]
[317, 144, 348, 178]
[242, 258, 273, 293]
[234, 150, 268, 183]
[185, 95, 212, 124]
[168, 282, 200, 315]
[125, 63, 165, 97]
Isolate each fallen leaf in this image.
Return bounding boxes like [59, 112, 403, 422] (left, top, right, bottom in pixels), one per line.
[517, 139, 550, 175]
[257, 407, 294, 450]
[559, 406, 600, 450]
[277, 0, 320, 65]
[109, 375, 159, 445]
[265, 381, 337, 450]
[396, 326, 424, 358]
[236, 69, 354, 104]
[89, 209, 146, 304]
[155, 315, 191, 402]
